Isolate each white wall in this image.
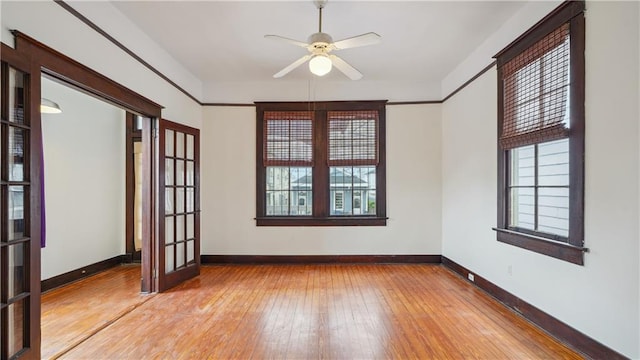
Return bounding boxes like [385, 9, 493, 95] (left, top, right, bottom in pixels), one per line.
[41, 77, 126, 280]
[441, 0, 562, 97]
[201, 104, 441, 255]
[1, 1, 202, 278]
[1, 1, 202, 127]
[441, 1, 640, 358]
[4, 0, 639, 355]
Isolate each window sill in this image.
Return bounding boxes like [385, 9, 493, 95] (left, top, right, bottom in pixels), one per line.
[493, 228, 587, 265]
[256, 216, 388, 227]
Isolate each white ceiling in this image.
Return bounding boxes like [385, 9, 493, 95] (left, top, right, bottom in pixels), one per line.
[109, 1, 525, 100]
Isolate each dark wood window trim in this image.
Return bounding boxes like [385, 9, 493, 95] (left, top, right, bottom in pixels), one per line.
[494, 1, 586, 265]
[255, 101, 387, 226]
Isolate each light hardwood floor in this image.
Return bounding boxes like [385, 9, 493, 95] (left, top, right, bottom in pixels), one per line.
[42, 264, 583, 359]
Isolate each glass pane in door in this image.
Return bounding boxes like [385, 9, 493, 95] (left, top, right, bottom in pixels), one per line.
[9, 127, 25, 181]
[165, 130, 174, 156]
[7, 243, 26, 298]
[176, 215, 185, 242]
[159, 119, 199, 291]
[165, 245, 174, 273]
[8, 67, 26, 125]
[8, 186, 26, 241]
[8, 300, 25, 358]
[176, 132, 184, 158]
[176, 242, 185, 268]
[187, 240, 194, 263]
[186, 135, 194, 160]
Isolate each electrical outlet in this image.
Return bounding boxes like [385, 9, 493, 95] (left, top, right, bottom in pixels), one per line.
[467, 273, 475, 282]
[507, 265, 513, 276]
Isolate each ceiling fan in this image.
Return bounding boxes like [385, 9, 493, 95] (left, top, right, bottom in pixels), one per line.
[265, 0, 381, 80]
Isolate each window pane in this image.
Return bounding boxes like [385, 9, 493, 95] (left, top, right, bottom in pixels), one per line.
[265, 166, 312, 216]
[500, 24, 570, 149]
[510, 145, 535, 186]
[538, 187, 569, 237]
[264, 113, 313, 165]
[328, 111, 378, 165]
[538, 138, 569, 186]
[509, 187, 535, 230]
[330, 166, 376, 216]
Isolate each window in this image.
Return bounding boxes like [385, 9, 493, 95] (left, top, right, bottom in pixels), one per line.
[256, 101, 387, 226]
[494, 1, 586, 264]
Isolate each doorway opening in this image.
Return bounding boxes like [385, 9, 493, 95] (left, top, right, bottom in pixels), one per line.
[126, 113, 143, 263]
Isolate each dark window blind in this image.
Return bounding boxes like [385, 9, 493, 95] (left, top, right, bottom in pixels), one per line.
[263, 111, 314, 166]
[327, 110, 378, 166]
[500, 23, 570, 149]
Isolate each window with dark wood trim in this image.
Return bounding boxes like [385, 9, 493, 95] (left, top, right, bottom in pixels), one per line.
[493, 1, 586, 265]
[256, 101, 387, 226]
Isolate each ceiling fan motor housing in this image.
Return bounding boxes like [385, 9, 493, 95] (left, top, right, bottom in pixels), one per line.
[307, 32, 334, 54]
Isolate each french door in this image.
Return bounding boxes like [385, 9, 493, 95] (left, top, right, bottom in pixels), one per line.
[1, 53, 40, 358]
[156, 119, 200, 292]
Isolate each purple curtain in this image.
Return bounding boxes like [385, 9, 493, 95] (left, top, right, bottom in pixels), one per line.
[40, 133, 46, 248]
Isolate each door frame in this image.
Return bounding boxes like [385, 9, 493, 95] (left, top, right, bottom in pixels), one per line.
[3, 31, 163, 299]
[1, 37, 42, 360]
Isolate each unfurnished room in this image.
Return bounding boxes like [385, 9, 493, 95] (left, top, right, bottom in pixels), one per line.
[0, 0, 639, 359]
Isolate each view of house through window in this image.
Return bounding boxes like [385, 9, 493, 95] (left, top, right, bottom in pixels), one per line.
[330, 166, 376, 215]
[256, 101, 386, 226]
[509, 138, 569, 238]
[266, 167, 313, 216]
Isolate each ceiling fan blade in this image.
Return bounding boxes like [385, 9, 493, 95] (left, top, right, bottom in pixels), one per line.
[264, 35, 309, 48]
[332, 32, 381, 50]
[273, 55, 312, 78]
[329, 55, 363, 80]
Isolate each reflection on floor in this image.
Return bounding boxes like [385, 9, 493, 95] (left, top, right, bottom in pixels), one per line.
[41, 265, 150, 359]
[42, 264, 582, 359]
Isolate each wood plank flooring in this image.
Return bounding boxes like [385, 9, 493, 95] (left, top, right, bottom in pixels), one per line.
[42, 264, 583, 359]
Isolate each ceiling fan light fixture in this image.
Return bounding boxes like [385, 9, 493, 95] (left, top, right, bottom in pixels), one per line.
[309, 55, 332, 76]
[40, 98, 62, 114]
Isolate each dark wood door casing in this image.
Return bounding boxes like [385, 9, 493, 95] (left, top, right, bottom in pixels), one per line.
[1, 41, 41, 360]
[3, 30, 163, 300]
